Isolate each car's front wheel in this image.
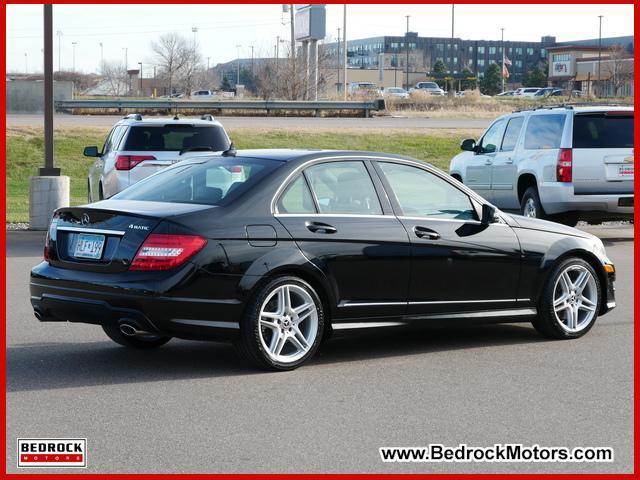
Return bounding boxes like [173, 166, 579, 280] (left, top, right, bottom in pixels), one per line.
[532, 258, 601, 339]
[235, 276, 324, 371]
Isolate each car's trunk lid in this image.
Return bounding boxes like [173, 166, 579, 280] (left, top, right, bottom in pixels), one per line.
[47, 201, 213, 273]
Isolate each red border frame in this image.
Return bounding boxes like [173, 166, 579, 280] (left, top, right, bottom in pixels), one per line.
[2, 1, 637, 478]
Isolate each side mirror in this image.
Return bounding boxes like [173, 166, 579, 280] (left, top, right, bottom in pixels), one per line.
[460, 138, 476, 152]
[481, 204, 498, 224]
[83, 146, 100, 157]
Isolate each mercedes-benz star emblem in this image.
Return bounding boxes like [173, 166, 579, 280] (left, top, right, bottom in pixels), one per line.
[81, 213, 90, 226]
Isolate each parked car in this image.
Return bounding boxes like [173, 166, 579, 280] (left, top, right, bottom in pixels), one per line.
[449, 105, 634, 225]
[496, 90, 516, 97]
[411, 81, 445, 96]
[192, 90, 214, 98]
[534, 87, 562, 97]
[32, 149, 616, 370]
[514, 87, 543, 97]
[383, 87, 410, 99]
[84, 114, 230, 202]
[348, 82, 380, 97]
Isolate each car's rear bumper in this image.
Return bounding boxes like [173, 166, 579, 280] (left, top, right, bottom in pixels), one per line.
[30, 262, 244, 340]
[539, 182, 634, 218]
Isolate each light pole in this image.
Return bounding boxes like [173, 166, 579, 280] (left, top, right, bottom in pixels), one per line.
[405, 15, 410, 90]
[342, 4, 347, 99]
[597, 15, 603, 97]
[122, 47, 128, 69]
[99, 42, 104, 73]
[192, 26, 198, 45]
[207, 56, 210, 70]
[250, 45, 254, 74]
[501, 28, 505, 93]
[276, 36, 280, 78]
[24, 52, 28, 74]
[71, 42, 77, 72]
[138, 62, 143, 95]
[236, 44, 242, 85]
[56, 30, 62, 72]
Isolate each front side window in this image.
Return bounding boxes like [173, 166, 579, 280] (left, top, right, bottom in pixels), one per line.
[479, 119, 505, 153]
[501, 116, 525, 151]
[524, 114, 567, 150]
[123, 125, 229, 152]
[113, 157, 280, 206]
[379, 162, 476, 220]
[304, 161, 382, 215]
[277, 175, 316, 214]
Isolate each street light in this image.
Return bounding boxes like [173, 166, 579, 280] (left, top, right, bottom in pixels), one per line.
[56, 30, 62, 72]
[71, 41, 77, 72]
[192, 26, 198, 45]
[236, 44, 242, 85]
[99, 42, 104, 73]
[598, 15, 603, 97]
[138, 62, 143, 95]
[122, 47, 128, 68]
[501, 27, 505, 93]
[405, 15, 410, 90]
[24, 52, 28, 74]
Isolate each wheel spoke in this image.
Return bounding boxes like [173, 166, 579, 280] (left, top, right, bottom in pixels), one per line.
[573, 270, 590, 293]
[559, 272, 572, 294]
[567, 305, 579, 329]
[283, 286, 292, 311]
[290, 326, 309, 352]
[554, 293, 569, 307]
[555, 301, 570, 313]
[578, 297, 596, 312]
[259, 316, 279, 330]
[269, 330, 287, 356]
[276, 288, 286, 315]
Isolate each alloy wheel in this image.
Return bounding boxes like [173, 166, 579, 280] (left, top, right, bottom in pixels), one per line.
[258, 284, 319, 364]
[552, 264, 598, 333]
[524, 198, 537, 218]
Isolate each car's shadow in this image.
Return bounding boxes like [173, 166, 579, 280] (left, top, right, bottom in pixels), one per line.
[7, 323, 548, 393]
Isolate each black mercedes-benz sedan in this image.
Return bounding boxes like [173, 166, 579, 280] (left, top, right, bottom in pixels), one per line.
[31, 149, 616, 370]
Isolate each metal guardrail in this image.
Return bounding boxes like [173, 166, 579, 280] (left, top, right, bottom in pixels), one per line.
[55, 99, 385, 117]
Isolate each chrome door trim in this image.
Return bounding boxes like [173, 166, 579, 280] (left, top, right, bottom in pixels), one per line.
[57, 226, 126, 236]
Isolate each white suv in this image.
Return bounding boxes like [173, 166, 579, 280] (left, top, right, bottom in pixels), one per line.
[411, 82, 445, 96]
[449, 105, 634, 225]
[85, 114, 230, 202]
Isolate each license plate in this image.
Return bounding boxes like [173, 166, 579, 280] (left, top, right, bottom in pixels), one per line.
[618, 165, 634, 177]
[74, 233, 105, 259]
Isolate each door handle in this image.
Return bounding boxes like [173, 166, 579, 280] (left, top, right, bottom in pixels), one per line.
[485, 159, 493, 165]
[306, 221, 337, 234]
[505, 157, 514, 164]
[413, 226, 441, 240]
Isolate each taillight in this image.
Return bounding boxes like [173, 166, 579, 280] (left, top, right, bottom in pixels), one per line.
[129, 234, 207, 271]
[115, 155, 156, 170]
[43, 230, 50, 261]
[556, 148, 573, 183]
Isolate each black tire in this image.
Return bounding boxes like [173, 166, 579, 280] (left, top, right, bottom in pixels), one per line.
[532, 257, 601, 340]
[101, 323, 171, 349]
[234, 276, 325, 371]
[520, 186, 547, 220]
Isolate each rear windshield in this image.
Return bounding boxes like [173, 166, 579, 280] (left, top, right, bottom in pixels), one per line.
[112, 157, 281, 206]
[573, 113, 634, 149]
[123, 125, 229, 152]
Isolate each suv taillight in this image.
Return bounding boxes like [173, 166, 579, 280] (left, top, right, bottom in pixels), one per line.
[130, 234, 207, 271]
[556, 148, 573, 183]
[115, 155, 156, 171]
[43, 230, 50, 261]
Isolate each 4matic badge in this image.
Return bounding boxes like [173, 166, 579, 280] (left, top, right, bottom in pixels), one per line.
[17, 438, 87, 468]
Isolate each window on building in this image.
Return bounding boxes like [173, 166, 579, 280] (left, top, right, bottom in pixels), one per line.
[468, 46, 474, 53]
[527, 47, 534, 55]
[478, 46, 485, 54]
[515, 60, 522, 68]
[516, 47, 523, 55]
[478, 59, 485, 67]
[541, 49, 547, 59]
[489, 46, 496, 54]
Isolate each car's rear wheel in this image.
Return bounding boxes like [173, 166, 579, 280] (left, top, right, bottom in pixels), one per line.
[101, 323, 172, 349]
[532, 258, 601, 339]
[235, 276, 324, 371]
[521, 186, 547, 220]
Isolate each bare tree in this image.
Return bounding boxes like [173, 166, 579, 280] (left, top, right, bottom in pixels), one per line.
[151, 33, 189, 95]
[101, 61, 128, 96]
[604, 45, 634, 97]
[176, 40, 204, 96]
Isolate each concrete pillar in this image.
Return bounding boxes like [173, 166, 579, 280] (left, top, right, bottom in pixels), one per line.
[29, 176, 70, 230]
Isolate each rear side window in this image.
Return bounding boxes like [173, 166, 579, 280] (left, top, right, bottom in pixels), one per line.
[523, 114, 566, 150]
[123, 125, 229, 152]
[573, 113, 634, 148]
[501, 117, 525, 151]
[277, 175, 316, 214]
[113, 157, 280, 206]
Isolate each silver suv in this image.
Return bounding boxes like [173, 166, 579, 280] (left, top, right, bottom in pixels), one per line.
[449, 105, 634, 225]
[84, 114, 230, 202]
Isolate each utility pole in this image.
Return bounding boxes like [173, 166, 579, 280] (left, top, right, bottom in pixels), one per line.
[56, 30, 62, 72]
[276, 36, 280, 78]
[451, 4, 455, 39]
[598, 15, 603, 97]
[138, 62, 143, 95]
[207, 57, 210, 70]
[236, 44, 241, 85]
[192, 26, 198, 45]
[290, 4, 296, 99]
[342, 4, 347, 99]
[405, 15, 410, 90]
[24, 52, 28, 74]
[250, 45, 254, 74]
[42, 5, 58, 176]
[501, 28, 505, 93]
[99, 42, 104, 73]
[336, 27, 341, 90]
[71, 42, 77, 72]
[122, 47, 128, 69]
[450, 4, 455, 93]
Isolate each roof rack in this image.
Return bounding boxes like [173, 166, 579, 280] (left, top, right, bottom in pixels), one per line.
[123, 113, 142, 120]
[201, 114, 215, 121]
[513, 102, 632, 113]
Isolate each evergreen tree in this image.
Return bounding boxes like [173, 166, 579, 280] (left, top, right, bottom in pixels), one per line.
[479, 63, 503, 96]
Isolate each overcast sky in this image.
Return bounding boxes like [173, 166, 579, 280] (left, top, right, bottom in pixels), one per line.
[6, 4, 634, 75]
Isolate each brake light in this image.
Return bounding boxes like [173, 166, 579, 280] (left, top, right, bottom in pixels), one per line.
[43, 230, 50, 261]
[115, 155, 156, 170]
[556, 148, 573, 183]
[130, 234, 207, 271]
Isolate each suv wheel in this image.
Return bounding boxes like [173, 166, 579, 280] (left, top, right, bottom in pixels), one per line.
[235, 276, 324, 371]
[521, 186, 547, 220]
[532, 258, 600, 339]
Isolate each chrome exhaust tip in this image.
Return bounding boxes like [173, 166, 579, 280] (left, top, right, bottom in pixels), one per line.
[119, 321, 151, 337]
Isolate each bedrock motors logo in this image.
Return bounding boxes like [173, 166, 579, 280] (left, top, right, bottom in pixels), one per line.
[17, 438, 87, 468]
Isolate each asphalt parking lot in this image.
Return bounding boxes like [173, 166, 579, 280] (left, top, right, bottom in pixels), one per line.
[6, 224, 633, 473]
